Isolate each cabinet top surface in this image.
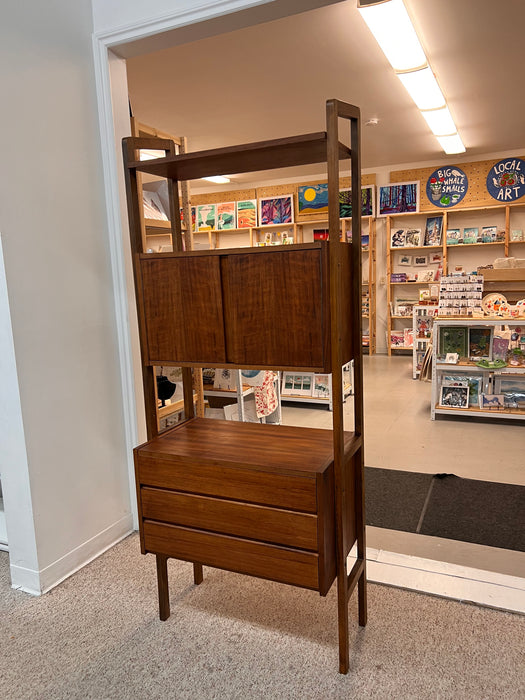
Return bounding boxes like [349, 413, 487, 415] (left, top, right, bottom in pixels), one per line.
[135, 417, 358, 475]
[127, 132, 351, 181]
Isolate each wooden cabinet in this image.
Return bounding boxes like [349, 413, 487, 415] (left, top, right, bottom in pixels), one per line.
[123, 98, 366, 675]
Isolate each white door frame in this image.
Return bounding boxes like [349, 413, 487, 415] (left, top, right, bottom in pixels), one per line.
[90, 1, 524, 614]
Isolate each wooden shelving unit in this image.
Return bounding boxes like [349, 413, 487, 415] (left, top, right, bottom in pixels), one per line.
[122, 99, 367, 675]
[386, 203, 525, 355]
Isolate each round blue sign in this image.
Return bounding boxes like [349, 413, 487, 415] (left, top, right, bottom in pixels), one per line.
[486, 158, 525, 202]
[425, 167, 468, 208]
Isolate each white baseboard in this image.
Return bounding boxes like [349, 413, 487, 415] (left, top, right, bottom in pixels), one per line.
[10, 515, 133, 595]
[359, 547, 525, 614]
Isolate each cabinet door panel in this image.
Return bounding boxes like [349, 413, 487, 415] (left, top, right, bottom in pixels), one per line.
[139, 256, 226, 364]
[222, 248, 327, 368]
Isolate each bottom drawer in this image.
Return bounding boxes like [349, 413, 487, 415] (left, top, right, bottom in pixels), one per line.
[143, 520, 320, 590]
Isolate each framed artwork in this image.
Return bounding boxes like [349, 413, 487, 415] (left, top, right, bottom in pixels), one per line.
[378, 181, 419, 216]
[236, 200, 257, 228]
[339, 185, 375, 218]
[196, 203, 217, 231]
[417, 270, 434, 282]
[391, 228, 406, 248]
[424, 216, 443, 246]
[430, 252, 442, 264]
[463, 227, 479, 244]
[510, 229, 524, 242]
[313, 374, 331, 398]
[481, 225, 497, 243]
[216, 202, 236, 230]
[446, 228, 461, 245]
[468, 327, 492, 360]
[213, 368, 236, 391]
[259, 195, 294, 226]
[405, 228, 421, 247]
[413, 255, 428, 266]
[439, 326, 467, 357]
[480, 394, 505, 410]
[443, 374, 484, 407]
[298, 183, 328, 215]
[398, 253, 412, 266]
[440, 384, 469, 408]
[281, 372, 314, 396]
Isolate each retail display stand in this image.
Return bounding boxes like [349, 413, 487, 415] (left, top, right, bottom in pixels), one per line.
[122, 99, 367, 674]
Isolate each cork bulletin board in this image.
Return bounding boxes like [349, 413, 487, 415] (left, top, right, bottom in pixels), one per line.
[390, 157, 525, 212]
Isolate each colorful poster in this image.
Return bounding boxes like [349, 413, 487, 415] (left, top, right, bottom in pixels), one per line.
[486, 157, 525, 202]
[426, 167, 468, 208]
[259, 195, 294, 226]
[216, 202, 236, 230]
[298, 183, 328, 215]
[236, 200, 257, 228]
[196, 203, 217, 231]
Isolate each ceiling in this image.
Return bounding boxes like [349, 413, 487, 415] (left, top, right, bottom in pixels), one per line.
[125, 0, 525, 188]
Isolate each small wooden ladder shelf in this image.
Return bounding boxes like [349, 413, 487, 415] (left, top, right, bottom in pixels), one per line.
[122, 98, 367, 674]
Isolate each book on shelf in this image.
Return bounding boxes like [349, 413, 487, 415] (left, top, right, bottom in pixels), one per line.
[462, 227, 479, 244]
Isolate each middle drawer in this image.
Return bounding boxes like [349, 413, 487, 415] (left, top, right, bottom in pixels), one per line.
[141, 486, 318, 551]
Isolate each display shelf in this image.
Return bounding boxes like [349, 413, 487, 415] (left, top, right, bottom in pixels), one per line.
[122, 98, 367, 675]
[431, 318, 525, 421]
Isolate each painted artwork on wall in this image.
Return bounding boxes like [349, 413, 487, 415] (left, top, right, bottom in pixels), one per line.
[196, 203, 217, 231]
[259, 195, 294, 226]
[426, 166, 468, 208]
[216, 202, 236, 230]
[339, 185, 375, 218]
[298, 183, 328, 215]
[378, 181, 419, 216]
[486, 157, 525, 202]
[236, 200, 257, 228]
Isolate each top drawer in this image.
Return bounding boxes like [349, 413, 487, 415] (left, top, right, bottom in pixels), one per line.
[136, 454, 318, 513]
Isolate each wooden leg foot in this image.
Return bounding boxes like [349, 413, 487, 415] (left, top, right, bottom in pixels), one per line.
[156, 554, 170, 621]
[193, 562, 203, 585]
[358, 570, 367, 627]
[337, 573, 349, 674]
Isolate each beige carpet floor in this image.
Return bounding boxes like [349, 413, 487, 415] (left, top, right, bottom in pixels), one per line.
[1, 534, 523, 699]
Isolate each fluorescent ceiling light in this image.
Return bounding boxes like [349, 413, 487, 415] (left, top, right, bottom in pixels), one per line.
[397, 67, 446, 110]
[420, 106, 456, 136]
[357, 0, 426, 71]
[202, 175, 231, 184]
[435, 133, 466, 155]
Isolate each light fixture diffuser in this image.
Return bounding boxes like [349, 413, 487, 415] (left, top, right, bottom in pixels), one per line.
[357, 0, 426, 71]
[397, 67, 446, 111]
[435, 134, 466, 155]
[420, 106, 456, 136]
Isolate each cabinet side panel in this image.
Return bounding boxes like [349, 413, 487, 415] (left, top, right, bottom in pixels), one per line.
[223, 248, 326, 368]
[139, 257, 226, 364]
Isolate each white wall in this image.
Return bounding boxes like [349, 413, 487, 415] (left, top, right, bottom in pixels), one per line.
[0, 0, 132, 593]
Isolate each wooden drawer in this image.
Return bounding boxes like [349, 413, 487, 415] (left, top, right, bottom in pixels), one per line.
[143, 520, 320, 590]
[141, 487, 318, 550]
[136, 455, 318, 513]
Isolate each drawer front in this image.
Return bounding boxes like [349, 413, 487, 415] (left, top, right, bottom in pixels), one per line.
[137, 455, 318, 513]
[141, 487, 318, 551]
[143, 520, 319, 591]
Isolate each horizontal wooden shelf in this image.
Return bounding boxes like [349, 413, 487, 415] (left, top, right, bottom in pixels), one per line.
[145, 218, 171, 229]
[434, 404, 525, 420]
[446, 241, 504, 248]
[130, 132, 351, 181]
[390, 244, 442, 251]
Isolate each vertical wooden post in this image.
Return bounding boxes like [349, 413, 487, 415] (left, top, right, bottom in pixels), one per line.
[156, 554, 170, 620]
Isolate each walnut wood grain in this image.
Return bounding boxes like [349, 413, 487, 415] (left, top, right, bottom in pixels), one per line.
[141, 487, 318, 550]
[143, 520, 320, 590]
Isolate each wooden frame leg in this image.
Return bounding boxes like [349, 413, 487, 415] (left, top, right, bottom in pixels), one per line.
[193, 562, 203, 585]
[156, 554, 170, 621]
[337, 571, 350, 674]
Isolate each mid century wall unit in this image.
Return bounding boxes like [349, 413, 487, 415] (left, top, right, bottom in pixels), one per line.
[122, 99, 367, 674]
